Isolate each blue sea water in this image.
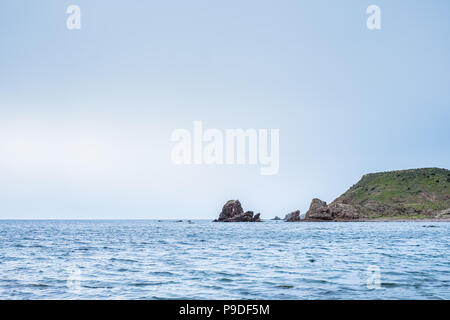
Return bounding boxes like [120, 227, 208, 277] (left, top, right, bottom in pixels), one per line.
[0, 220, 448, 300]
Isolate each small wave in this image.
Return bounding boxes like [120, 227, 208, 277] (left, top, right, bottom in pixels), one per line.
[381, 282, 401, 288]
[82, 285, 114, 289]
[303, 278, 331, 285]
[276, 285, 294, 289]
[132, 281, 176, 287]
[109, 258, 138, 263]
[13, 244, 46, 248]
[203, 285, 224, 291]
[149, 271, 174, 276]
[22, 283, 50, 288]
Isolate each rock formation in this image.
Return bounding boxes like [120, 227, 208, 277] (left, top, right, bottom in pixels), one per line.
[213, 168, 449, 222]
[284, 210, 301, 222]
[304, 198, 360, 221]
[305, 199, 332, 220]
[305, 168, 450, 221]
[328, 203, 360, 220]
[271, 216, 282, 220]
[214, 200, 262, 222]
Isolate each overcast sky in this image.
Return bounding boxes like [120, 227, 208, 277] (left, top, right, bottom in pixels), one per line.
[1, 0, 449, 219]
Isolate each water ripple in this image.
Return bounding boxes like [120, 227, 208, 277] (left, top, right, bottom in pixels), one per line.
[0, 220, 449, 299]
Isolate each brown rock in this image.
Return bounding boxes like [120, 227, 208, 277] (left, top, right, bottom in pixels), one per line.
[304, 198, 360, 221]
[328, 203, 360, 220]
[217, 200, 243, 220]
[284, 210, 301, 222]
[305, 198, 332, 220]
[214, 200, 262, 222]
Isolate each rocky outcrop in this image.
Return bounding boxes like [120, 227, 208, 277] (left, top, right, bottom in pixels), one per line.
[322, 168, 450, 220]
[271, 216, 282, 220]
[305, 198, 360, 221]
[214, 200, 262, 222]
[284, 210, 301, 222]
[328, 203, 360, 220]
[305, 199, 332, 220]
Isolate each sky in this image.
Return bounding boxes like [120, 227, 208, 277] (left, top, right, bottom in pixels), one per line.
[0, 0, 449, 219]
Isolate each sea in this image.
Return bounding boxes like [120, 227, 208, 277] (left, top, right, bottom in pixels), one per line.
[0, 220, 448, 299]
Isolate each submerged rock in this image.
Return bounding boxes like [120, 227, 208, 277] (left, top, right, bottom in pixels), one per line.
[284, 210, 301, 222]
[214, 200, 262, 222]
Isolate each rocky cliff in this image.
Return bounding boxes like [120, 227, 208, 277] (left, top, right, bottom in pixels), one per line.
[305, 168, 450, 221]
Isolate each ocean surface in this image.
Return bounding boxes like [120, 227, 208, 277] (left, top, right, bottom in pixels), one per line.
[0, 220, 448, 300]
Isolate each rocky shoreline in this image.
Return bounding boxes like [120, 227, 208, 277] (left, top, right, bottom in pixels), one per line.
[213, 168, 450, 222]
[213, 198, 450, 222]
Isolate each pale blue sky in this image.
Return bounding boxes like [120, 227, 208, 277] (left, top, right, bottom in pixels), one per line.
[1, 0, 449, 219]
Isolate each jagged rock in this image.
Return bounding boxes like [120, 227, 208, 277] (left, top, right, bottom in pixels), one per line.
[305, 198, 332, 220]
[328, 203, 360, 220]
[284, 210, 301, 222]
[214, 200, 262, 222]
[217, 200, 243, 220]
[305, 198, 360, 221]
[252, 212, 261, 221]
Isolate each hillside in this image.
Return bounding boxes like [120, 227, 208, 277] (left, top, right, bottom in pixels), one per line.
[305, 168, 450, 221]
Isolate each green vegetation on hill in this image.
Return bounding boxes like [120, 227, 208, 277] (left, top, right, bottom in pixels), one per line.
[331, 168, 450, 219]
